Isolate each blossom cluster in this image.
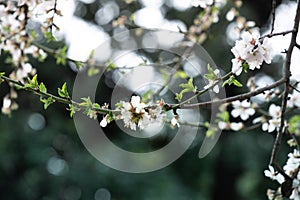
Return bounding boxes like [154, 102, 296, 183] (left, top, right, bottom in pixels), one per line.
[265, 149, 300, 200]
[189, 0, 226, 43]
[231, 31, 272, 76]
[217, 100, 256, 132]
[100, 96, 166, 131]
[0, 0, 61, 114]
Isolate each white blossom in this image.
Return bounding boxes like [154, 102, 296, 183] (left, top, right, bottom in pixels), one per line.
[218, 121, 229, 130]
[171, 115, 180, 128]
[231, 31, 272, 76]
[117, 96, 165, 130]
[262, 104, 282, 133]
[262, 118, 280, 133]
[100, 117, 108, 127]
[283, 150, 300, 176]
[231, 100, 255, 121]
[2, 96, 11, 114]
[288, 88, 300, 108]
[230, 122, 244, 131]
[264, 165, 285, 184]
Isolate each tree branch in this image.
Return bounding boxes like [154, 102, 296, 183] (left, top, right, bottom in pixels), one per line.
[0, 75, 119, 115]
[260, 30, 294, 40]
[270, 0, 277, 34]
[173, 78, 285, 109]
[269, 0, 300, 170]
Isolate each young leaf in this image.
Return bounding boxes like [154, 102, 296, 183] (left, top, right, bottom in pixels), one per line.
[58, 83, 69, 98]
[68, 104, 80, 118]
[174, 70, 188, 79]
[75, 61, 83, 68]
[88, 68, 100, 76]
[175, 92, 183, 101]
[233, 79, 243, 87]
[44, 31, 56, 42]
[39, 82, 47, 93]
[40, 96, 55, 109]
[25, 75, 39, 89]
[55, 46, 67, 65]
[222, 75, 243, 87]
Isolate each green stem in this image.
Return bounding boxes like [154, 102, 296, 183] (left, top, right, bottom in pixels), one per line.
[0, 75, 119, 115]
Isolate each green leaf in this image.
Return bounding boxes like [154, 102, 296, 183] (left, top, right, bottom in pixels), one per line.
[222, 75, 243, 87]
[88, 68, 100, 76]
[217, 111, 230, 122]
[30, 30, 37, 40]
[288, 115, 300, 135]
[40, 96, 55, 110]
[142, 90, 152, 102]
[174, 70, 188, 79]
[68, 104, 80, 118]
[93, 103, 101, 109]
[88, 49, 95, 60]
[79, 97, 92, 107]
[0, 72, 5, 78]
[233, 79, 243, 87]
[175, 93, 183, 101]
[44, 31, 56, 42]
[206, 127, 216, 137]
[106, 61, 117, 72]
[44, 32, 55, 42]
[55, 46, 67, 65]
[176, 77, 197, 101]
[58, 83, 69, 98]
[39, 82, 47, 93]
[204, 73, 215, 80]
[25, 75, 39, 89]
[204, 121, 210, 128]
[75, 61, 83, 68]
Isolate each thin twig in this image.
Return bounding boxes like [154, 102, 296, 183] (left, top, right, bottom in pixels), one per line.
[290, 84, 300, 93]
[270, 0, 277, 34]
[260, 30, 294, 40]
[173, 78, 286, 109]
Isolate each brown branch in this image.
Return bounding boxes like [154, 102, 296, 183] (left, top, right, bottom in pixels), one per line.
[260, 30, 294, 40]
[270, 0, 277, 34]
[173, 78, 285, 109]
[269, 0, 300, 171]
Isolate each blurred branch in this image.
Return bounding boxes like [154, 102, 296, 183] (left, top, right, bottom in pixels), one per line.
[270, 0, 277, 34]
[150, 58, 182, 100]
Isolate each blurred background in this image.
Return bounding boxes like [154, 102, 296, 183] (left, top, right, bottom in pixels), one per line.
[0, 0, 295, 199]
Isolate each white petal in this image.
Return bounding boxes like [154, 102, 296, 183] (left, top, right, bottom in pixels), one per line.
[231, 109, 240, 118]
[240, 113, 249, 121]
[100, 118, 108, 127]
[262, 123, 268, 131]
[230, 122, 243, 131]
[246, 108, 255, 116]
[213, 85, 219, 93]
[131, 96, 141, 107]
